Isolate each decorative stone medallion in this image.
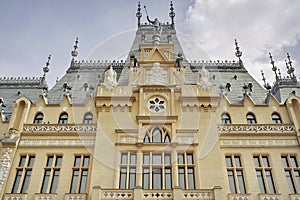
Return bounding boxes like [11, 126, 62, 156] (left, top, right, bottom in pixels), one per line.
[148, 96, 166, 113]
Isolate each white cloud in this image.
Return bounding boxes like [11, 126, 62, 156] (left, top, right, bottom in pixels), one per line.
[183, 0, 300, 84]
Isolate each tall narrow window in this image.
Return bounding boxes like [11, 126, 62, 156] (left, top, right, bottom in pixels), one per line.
[177, 152, 195, 189]
[33, 113, 43, 124]
[142, 152, 172, 189]
[281, 155, 300, 194]
[70, 155, 90, 193]
[221, 113, 231, 124]
[83, 113, 93, 124]
[119, 152, 136, 189]
[253, 155, 276, 194]
[41, 155, 62, 193]
[225, 155, 246, 194]
[246, 113, 256, 124]
[58, 113, 68, 124]
[12, 155, 35, 193]
[272, 113, 282, 124]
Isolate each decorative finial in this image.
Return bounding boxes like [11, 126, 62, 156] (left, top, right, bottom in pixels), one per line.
[136, 2, 142, 27]
[43, 54, 51, 78]
[261, 70, 271, 91]
[287, 52, 295, 79]
[234, 39, 243, 64]
[278, 69, 282, 79]
[169, 1, 175, 29]
[71, 37, 79, 61]
[269, 52, 278, 80]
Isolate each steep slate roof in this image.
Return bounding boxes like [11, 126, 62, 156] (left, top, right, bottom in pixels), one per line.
[0, 77, 46, 118]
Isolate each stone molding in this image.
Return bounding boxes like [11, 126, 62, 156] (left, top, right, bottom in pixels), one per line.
[218, 124, 295, 133]
[0, 148, 12, 190]
[220, 139, 298, 147]
[23, 124, 97, 133]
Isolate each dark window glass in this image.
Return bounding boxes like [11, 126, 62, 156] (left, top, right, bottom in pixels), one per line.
[152, 128, 162, 143]
[12, 170, 22, 193]
[70, 170, 79, 193]
[262, 156, 269, 167]
[41, 170, 51, 193]
[144, 134, 150, 143]
[152, 154, 162, 165]
[285, 170, 296, 194]
[121, 154, 128, 165]
[55, 156, 62, 167]
[152, 168, 162, 189]
[290, 156, 298, 167]
[47, 156, 54, 167]
[19, 156, 26, 167]
[246, 113, 256, 124]
[165, 168, 172, 189]
[178, 167, 185, 189]
[254, 156, 260, 167]
[74, 156, 81, 167]
[79, 170, 88, 193]
[130, 154, 136, 165]
[281, 156, 289, 167]
[20, 170, 31, 193]
[119, 168, 127, 189]
[187, 154, 193, 165]
[235, 156, 241, 167]
[164, 134, 171, 143]
[178, 154, 184, 164]
[226, 156, 233, 167]
[265, 170, 276, 194]
[272, 113, 282, 124]
[143, 168, 150, 189]
[129, 168, 136, 189]
[187, 168, 195, 189]
[143, 154, 150, 165]
[34, 113, 43, 124]
[50, 170, 60, 193]
[83, 113, 93, 124]
[164, 154, 171, 165]
[58, 113, 68, 124]
[83, 156, 90, 167]
[221, 113, 231, 124]
[237, 170, 246, 194]
[256, 170, 266, 193]
[227, 170, 236, 193]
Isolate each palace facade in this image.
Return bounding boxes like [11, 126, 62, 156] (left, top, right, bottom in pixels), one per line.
[0, 2, 300, 200]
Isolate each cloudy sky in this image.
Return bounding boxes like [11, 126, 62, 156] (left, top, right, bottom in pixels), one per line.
[0, 0, 299, 88]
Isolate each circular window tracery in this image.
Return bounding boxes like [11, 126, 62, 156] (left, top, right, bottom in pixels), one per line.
[148, 97, 166, 113]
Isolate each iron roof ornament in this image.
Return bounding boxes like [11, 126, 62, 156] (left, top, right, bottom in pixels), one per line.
[71, 37, 79, 61]
[269, 52, 278, 80]
[234, 39, 243, 66]
[136, 2, 142, 27]
[169, 1, 175, 29]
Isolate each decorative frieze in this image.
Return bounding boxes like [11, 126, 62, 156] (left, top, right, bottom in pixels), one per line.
[182, 191, 214, 199]
[143, 191, 172, 199]
[102, 191, 133, 199]
[19, 139, 94, 147]
[23, 124, 97, 133]
[64, 193, 86, 200]
[218, 124, 295, 133]
[220, 139, 298, 147]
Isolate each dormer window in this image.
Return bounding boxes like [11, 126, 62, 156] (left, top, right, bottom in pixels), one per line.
[58, 113, 68, 124]
[33, 113, 43, 124]
[272, 113, 282, 124]
[221, 113, 231, 124]
[83, 113, 93, 124]
[246, 113, 256, 124]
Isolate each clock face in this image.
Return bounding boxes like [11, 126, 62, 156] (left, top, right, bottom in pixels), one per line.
[148, 96, 166, 113]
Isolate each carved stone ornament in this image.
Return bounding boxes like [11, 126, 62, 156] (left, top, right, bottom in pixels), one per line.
[103, 65, 117, 91]
[8, 128, 19, 139]
[0, 148, 12, 189]
[146, 63, 167, 85]
[197, 66, 212, 90]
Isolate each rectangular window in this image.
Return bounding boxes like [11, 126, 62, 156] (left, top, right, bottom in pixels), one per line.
[41, 155, 62, 193]
[226, 155, 246, 194]
[254, 155, 276, 194]
[142, 152, 173, 189]
[281, 155, 300, 194]
[119, 152, 136, 189]
[70, 155, 90, 193]
[12, 155, 35, 193]
[177, 152, 195, 189]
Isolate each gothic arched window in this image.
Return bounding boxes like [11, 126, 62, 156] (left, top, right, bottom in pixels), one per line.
[58, 113, 68, 124]
[143, 127, 171, 144]
[83, 113, 93, 124]
[221, 113, 231, 124]
[246, 113, 256, 124]
[272, 113, 282, 124]
[33, 113, 43, 124]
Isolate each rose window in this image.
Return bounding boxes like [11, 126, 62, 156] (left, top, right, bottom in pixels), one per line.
[148, 97, 166, 113]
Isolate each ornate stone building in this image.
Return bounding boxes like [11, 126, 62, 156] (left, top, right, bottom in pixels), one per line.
[0, 2, 300, 200]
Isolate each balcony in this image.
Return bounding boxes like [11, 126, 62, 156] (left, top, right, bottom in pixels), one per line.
[289, 194, 300, 200]
[258, 194, 281, 200]
[218, 124, 295, 134]
[228, 193, 251, 200]
[34, 194, 57, 200]
[22, 124, 97, 133]
[93, 187, 216, 200]
[64, 193, 87, 200]
[4, 193, 27, 200]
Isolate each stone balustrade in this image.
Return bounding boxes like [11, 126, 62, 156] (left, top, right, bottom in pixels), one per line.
[218, 124, 295, 134]
[34, 194, 56, 200]
[3, 194, 27, 200]
[64, 193, 86, 200]
[23, 124, 97, 133]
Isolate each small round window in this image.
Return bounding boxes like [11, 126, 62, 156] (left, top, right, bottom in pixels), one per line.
[148, 96, 166, 113]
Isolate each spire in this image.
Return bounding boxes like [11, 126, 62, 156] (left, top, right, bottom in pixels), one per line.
[136, 2, 142, 27]
[169, 1, 175, 29]
[286, 52, 296, 79]
[71, 37, 79, 62]
[269, 52, 278, 80]
[234, 39, 242, 65]
[43, 54, 51, 78]
[261, 70, 271, 91]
